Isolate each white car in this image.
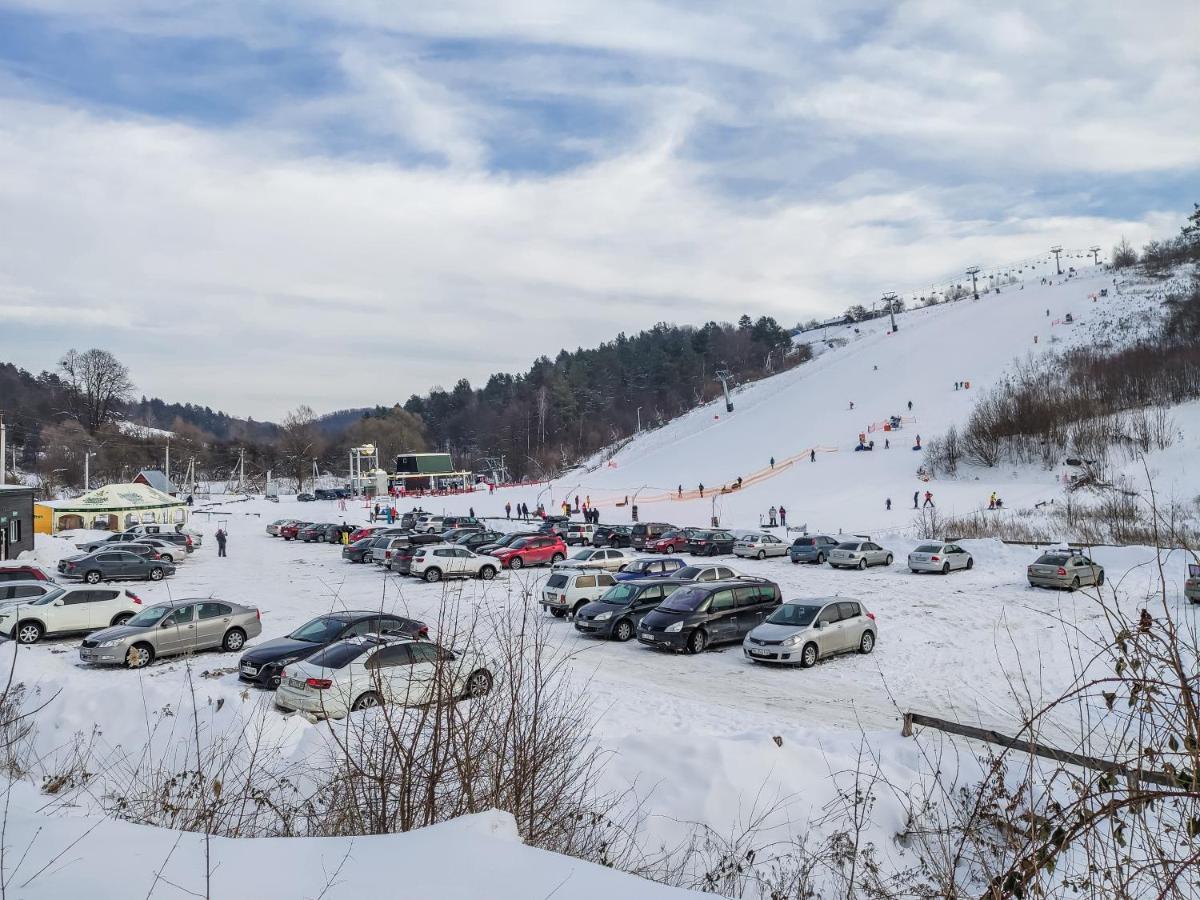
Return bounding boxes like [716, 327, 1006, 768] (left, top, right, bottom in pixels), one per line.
[908, 541, 973, 574]
[132, 537, 189, 564]
[540, 570, 618, 618]
[563, 523, 597, 546]
[733, 533, 788, 560]
[409, 544, 500, 582]
[672, 563, 740, 582]
[551, 548, 636, 572]
[829, 541, 893, 570]
[0, 584, 143, 644]
[274, 635, 493, 719]
[416, 515, 446, 534]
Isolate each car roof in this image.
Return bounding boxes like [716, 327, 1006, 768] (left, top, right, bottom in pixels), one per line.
[0, 580, 53, 588]
[783, 596, 848, 606]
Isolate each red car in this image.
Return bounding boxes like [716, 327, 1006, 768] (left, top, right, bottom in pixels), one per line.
[647, 530, 692, 554]
[349, 526, 381, 543]
[279, 522, 311, 541]
[0, 564, 53, 583]
[491, 535, 568, 570]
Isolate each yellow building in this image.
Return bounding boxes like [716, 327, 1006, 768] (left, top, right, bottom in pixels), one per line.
[34, 483, 189, 535]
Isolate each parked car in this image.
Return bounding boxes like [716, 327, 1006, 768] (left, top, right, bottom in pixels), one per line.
[0, 564, 53, 583]
[743, 598, 877, 667]
[131, 538, 188, 563]
[574, 579, 680, 641]
[564, 523, 597, 546]
[1027, 550, 1104, 591]
[828, 541, 893, 570]
[342, 537, 378, 563]
[297, 493, 315, 502]
[416, 515, 446, 534]
[685, 530, 737, 556]
[313, 488, 349, 501]
[733, 533, 789, 560]
[541, 570, 619, 618]
[592, 525, 632, 548]
[631, 522, 675, 551]
[266, 519, 296, 537]
[238, 611, 428, 689]
[788, 534, 841, 565]
[373, 536, 412, 566]
[138, 530, 195, 554]
[615, 557, 687, 581]
[75, 532, 137, 553]
[349, 526, 383, 542]
[647, 529, 702, 555]
[299, 523, 339, 543]
[126, 524, 187, 539]
[57, 550, 175, 584]
[441, 527, 483, 543]
[273, 634, 493, 718]
[1186, 564, 1200, 604]
[410, 545, 500, 582]
[442, 516, 481, 531]
[552, 547, 636, 572]
[476, 532, 537, 555]
[491, 535, 568, 570]
[637, 578, 782, 654]
[671, 563, 741, 582]
[0, 585, 143, 644]
[454, 530, 503, 551]
[908, 541, 974, 574]
[0, 581, 56, 603]
[279, 521, 312, 540]
[71, 541, 163, 562]
[80, 598, 262, 668]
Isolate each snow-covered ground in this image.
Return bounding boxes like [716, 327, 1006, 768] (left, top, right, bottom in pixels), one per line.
[7, 261, 1198, 895]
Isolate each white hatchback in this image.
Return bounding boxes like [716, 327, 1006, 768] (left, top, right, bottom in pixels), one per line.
[0, 584, 144, 644]
[274, 635, 493, 719]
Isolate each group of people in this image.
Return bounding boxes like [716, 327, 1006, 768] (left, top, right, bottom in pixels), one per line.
[370, 502, 400, 524]
[765, 505, 787, 527]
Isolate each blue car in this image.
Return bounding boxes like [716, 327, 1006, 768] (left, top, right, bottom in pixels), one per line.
[788, 534, 841, 565]
[614, 557, 687, 581]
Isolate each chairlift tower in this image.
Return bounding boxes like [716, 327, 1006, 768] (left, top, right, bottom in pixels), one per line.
[1050, 245, 1063, 275]
[715, 370, 734, 413]
[1089, 246, 1101, 265]
[882, 291, 899, 331]
[965, 266, 981, 300]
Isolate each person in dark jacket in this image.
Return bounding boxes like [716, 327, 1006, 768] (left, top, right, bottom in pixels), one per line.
[913, 491, 919, 509]
[216, 528, 227, 557]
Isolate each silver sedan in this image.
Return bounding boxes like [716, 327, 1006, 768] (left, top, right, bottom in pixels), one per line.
[551, 548, 636, 572]
[908, 542, 973, 574]
[733, 533, 789, 560]
[79, 597, 262, 668]
[828, 541, 893, 570]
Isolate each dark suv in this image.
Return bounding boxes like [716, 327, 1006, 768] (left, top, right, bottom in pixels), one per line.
[592, 526, 632, 548]
[789, 534, 841, 565]
[574, 578, 681, 642]
[631, 523, 675, 551]
[637, 578, 781, 654]
[238, 611, 428, 689]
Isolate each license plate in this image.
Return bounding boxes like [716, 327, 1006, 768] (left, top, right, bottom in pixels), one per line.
[286, 677, 306, 689]
[80, 650, 94, 659]
[749, 650, 770, 658]
[240, 665, 257, 675]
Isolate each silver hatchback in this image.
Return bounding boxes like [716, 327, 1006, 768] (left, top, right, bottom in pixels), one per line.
[743, 598, 877, 667]
[79, 597, 262, 668]
[828, 541, 892, 570]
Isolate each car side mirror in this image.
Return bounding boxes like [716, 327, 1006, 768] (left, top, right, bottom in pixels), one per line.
[816, 620, 829, 629]
[53, 599, 64, 607]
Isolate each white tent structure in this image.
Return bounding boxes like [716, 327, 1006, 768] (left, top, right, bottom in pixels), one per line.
[34, 483, 189, 535]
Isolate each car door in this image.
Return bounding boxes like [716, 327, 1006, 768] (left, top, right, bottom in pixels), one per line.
[363, 644, 418, 704]
[604, 550, 626, 570]
[86, 589, 122, 629]
[813, 603, 843, 656]
[836, 602, 864, 652]
[733, 586, 767, 635]
[56, 589, 96, 632]
[632, 585, 665, 620]
[1079, 557, 1099, 585]
[704, 589, 737, 643]
[195, 602, 234, 650]
[156, 604, 197, 655]
[595, 573, 617, 593]
[94, 552, 123, 579]
[944, 544, 967, 571]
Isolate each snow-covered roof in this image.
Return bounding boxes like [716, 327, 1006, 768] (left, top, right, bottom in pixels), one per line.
[36, 482, 183, 512]
[134, 469, 176, 494]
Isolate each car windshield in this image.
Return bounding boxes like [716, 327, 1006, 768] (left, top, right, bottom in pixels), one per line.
[766, 604, 821, 626]
[914, 544, 942, 553]
[126, 605, 172, 627]
[659, 586, 708, 613]
[600, 584, 639, 605]
[288, 617, 348, 643]
[836, 542, 860, 550]
[674, 566, 704, 579]
[1037, 554, 1070, 565]
[30, 587, 66, 606]
[305, 642, 368, 669]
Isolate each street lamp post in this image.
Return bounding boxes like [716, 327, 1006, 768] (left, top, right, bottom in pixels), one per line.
[636, 407, 643, 433]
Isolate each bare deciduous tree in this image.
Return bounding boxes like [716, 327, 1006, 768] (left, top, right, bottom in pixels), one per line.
[58, 348, 134, 433]
[278, 405, 321, 491]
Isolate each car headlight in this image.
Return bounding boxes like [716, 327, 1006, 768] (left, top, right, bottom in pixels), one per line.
[593, 611, 612, 622]
[782, 634, 803, 647]
[97, 639, 123, 648]
[665, 621, 683, 633]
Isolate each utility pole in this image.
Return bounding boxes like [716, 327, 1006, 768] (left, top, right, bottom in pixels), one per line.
[1050, 245, 1063, 276]
[883, 292, 899, 332]
[0, 412, 6, 486]
[636, 407, 643, 433]
[1089, 245, 1101, 265]
[237, 448, 245, 492]
[165, 438, 170, 484]
[84, 451, 93, 491]
[965, 266, 981, 300]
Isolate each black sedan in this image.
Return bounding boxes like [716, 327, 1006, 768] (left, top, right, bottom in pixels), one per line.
[685, 529, 737, 556]
[238, 611, 428, 689]
[341, 537, 377, 563]
[454, 530, 504, 551]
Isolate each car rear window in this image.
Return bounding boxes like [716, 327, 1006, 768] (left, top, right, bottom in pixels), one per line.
[546, 574, 569, 589]
[836, 542, 859, 550]
[1036, 554, 1070, 565]
[914, 544, 942, 553]
[305, 642, 369, 669]
[793, 538, 814, 546]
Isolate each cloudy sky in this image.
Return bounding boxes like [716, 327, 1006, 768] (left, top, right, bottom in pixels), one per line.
[0, 1, 1196, 420]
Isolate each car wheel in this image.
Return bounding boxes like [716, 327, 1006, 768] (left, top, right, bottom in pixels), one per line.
[466, 669, 493, 698]
[966, 557, 974, 570]
[856, 558, 866, 570]
[126, 643, 154, 669]
[479, 566, 497, 581]
[1070, 577, 1080, 591]
[799, 642, 818, 668]
[942, 562, 950, 575]
[709, 546, 719, 557]
[111, 612, 134, 627]
[15, 621, 43, 645]
[352, 691, 379, 711]
[222, 628, 247, 652]
[85, 570, 102, 584]
[816, 553, 826, 564]
[160, 554, 174, 563]
[614, 620, 634, 642]
[1096, 571, 1105, 586]
[791, 558, 800, 565]
[757, 550, 766, 560]
[686, 629, 707, 654]
[859, 631, 875, 654]
[509, 556, 523, 570]
[148, 567, 164, 581]
[550, 607, 566, 618]
[424, 568, 442, 583]
[884, 555, 893, 566]
[551, 553, 565, 564]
